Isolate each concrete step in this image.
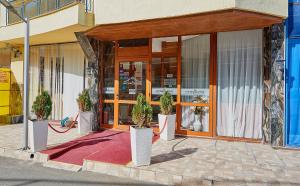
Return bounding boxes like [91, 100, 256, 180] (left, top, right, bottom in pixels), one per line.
[43, 160, 82, 172]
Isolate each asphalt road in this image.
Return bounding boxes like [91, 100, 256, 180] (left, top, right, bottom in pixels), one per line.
[0, 157, 162, 186]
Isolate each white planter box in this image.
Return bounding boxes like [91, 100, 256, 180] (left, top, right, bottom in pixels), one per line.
[130, 126, 153, 166]
[78, 111, 93, 135]
[158, 114, 176, 141]
[28, 120, 48, 152]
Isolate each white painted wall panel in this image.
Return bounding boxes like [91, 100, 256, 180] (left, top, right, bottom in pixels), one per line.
[94, 0, 287, 25]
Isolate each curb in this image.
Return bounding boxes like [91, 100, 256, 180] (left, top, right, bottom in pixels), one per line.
[43, 160, 82, 172]
[83, 159, 185, 185]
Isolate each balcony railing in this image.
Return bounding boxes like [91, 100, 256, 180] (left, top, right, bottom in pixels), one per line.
[6, 0, 93, 25]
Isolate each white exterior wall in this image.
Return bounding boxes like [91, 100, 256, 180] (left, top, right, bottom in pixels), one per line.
[94, 0, 287, 25]
[236, 0, 288, 17]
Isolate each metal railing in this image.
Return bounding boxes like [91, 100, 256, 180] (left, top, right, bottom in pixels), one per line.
[6, 0, 93, 25]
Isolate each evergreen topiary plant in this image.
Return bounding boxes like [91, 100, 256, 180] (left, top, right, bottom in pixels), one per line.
[77, 89, 92, 112]
[32, 91, 52, 120]
[132, 93, 153, 128]
[159, 91, 173, 115]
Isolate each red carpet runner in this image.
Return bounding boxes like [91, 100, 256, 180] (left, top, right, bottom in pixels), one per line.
[41, 129, 159, 166]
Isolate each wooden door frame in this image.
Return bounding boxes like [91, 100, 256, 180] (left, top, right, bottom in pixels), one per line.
[100, 32, 264, 143]
[102, 35, 218, 137]
[174, 34, 216, 137]
[113, 41, 151, 130]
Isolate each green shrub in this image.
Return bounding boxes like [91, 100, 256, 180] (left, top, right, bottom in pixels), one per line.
[132, 94, 153, 128]
[159, 91, 173, 115]
[77, 89, 92, 112]
[32, 91, 52, 120]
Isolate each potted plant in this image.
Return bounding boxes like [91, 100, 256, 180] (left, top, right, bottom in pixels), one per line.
[158, 91, 176, 140]
[130, 94, 153, 166]
[191, 96, 207, 132]
[29, 91, 52, 152]
[77, 89, 93, 135]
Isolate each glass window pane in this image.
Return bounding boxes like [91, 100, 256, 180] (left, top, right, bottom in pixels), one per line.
[151, 57, 177, 101]
[181, 106, 209, 132]
[103, 103, 114, 125]
[8, 6, 23, 24]
[47, 0, 57, 12]
[103, 46, 115, 100]
[119, 104, 134, 125]
[59, 0, 76, 7]
[181, 35, 210, 103]
[151, 105, 160, 124]
[152, 37, 178, 53]
[151, 37, 178, 102]
[40, 0, 57, 14]
[217, 30, 263, 138]
[119, 62, 146, 100]
[24, 1, 38, 19]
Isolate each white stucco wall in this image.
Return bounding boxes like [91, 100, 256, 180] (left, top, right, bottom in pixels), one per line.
[94, 0, 287, 25]
[236, 0, 288, 18]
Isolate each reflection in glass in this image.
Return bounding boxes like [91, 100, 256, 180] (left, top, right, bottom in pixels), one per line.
[119, 62, 146, 100]
[181, 106, 209, 132]
[181, 35, 210, 103]
[151, 57, 177, 101]
[103, 104, 114, 125]
[151, 105, 160, 124]
[119, 104, 134, 125]
[103, 46, 115, 100]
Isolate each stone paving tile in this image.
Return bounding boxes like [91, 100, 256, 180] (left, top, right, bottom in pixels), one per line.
[139, 138, 300, 185]
[0, 123, 80, 161]
[2, 125, 300, 185]
[0, 123, 80, 150]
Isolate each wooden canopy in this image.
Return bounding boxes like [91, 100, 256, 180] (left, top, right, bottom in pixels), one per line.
[85, 9, 283, 41]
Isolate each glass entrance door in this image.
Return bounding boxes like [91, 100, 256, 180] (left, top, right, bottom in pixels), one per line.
[101, 36, 215, 137]
[115, 61, 148, 130]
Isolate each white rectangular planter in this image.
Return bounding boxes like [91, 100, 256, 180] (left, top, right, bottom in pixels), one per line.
[130, 126, 153, 166]
[158, 114, 176, 141]
[28, 120, 48, 152]
[78, 111, 93, 135]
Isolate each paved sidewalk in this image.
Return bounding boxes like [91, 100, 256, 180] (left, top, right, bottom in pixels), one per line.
[1, 125, 300, 185]
[0, 124, 80, 161]
[85, 137, 300, 185]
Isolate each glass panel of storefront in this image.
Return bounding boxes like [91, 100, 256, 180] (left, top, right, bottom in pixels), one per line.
[103, 48, 115, 100]
[151, 105, 176, 124]
[181, 35, 210, 103]
[119, 61, 146, 100]
[118, 104, 134, 125]
[217, 30, 263, 139]
[100, 30, 264, 139]
[151, 57, 177, 101]
[103, 103, 114, 125]
[151, 37, 178, 102]
[181, 106, 209, 132]
[180, 34, 211, 134]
